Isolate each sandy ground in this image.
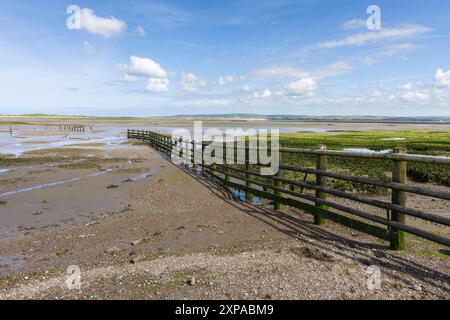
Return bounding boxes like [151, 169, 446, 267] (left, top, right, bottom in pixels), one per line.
[0, 140, 449, 300]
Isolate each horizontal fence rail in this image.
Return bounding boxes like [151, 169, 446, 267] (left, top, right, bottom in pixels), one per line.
[127, 129, 450, 250]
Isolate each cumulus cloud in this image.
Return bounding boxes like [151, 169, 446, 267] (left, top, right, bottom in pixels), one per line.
[401, 91, 430, 103]
[79, 8, 126, 38]
[286, 78, 318, 97]
[218, 75, 245, 86]
[146, 78, 169, 93]
[82, 40, 96, 54]
[399, 83, 413, 90]
[180, 72, 206, 92]
[123, 55, 168, 79]
[435, 69, 450, 88]
[252, 89, 272, 99]
[117, 56, 169, 93]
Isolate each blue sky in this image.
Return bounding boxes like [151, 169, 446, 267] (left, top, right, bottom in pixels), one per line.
[0, 0, 450, 116]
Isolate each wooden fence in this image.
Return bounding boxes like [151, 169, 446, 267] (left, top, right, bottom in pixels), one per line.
[127, 129, 450, 250]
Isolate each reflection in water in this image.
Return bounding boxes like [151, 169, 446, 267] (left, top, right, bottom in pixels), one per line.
[0, 126, 128, 156]
[0, 169, 11, 175]
[229, 187, 261, 205]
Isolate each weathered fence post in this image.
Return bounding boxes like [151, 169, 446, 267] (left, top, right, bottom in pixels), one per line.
[314, 144, 328, 225]
[223, 143, 229, 186]
[390, 147, 407, 250]
[273, 153, 283, 211]
[245, 140, 254, 203]
[191, 140, 195, 168]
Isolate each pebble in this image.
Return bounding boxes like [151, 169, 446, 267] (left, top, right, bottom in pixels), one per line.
[131, 239, 142, 246]
[412, 284, 422, 292]
[105, 247, 121, 254]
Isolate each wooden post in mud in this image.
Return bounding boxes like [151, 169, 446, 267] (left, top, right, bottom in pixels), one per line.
[390, 147, 407, 250]
[9, 126, 12, 136]
[314, 144, 328, 225]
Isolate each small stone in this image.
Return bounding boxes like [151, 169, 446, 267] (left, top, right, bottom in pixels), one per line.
[131, 239, 142, 246]
[217, 231, 224, 235]
[188, 276, 196, 286]
[412, 284, 422, 292]
[24, 276, 29, 280]
[33, 211, 43, 216]
[105, 247, 121, 254]
[107, 184, 119, 189]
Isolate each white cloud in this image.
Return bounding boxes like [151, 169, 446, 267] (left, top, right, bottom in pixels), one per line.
[180, 72, 206, 92]
[136, 26, 146, 36]
[175, 98, 231, 107]
[435, 69, 450, 88]
[362, 43, 418, 65]
[82, 40, 96, 54]
[253, 66, 308, 79]
[80, 8, 126, 38]
[124, 75, 139, 82]
[343, 19, 366, 30]
[252, 89, 272, 99]
[286, 78, 318, 97]
[146, 78, 169, 93]
[314, 61, 353, 80]
[399, 83, 413, 90]
[218, 75, 244, 86]
[242, 85, 251, 92]
[124, 55, 168, 79]
[401, 91, 430, 103]
[314, 25, 430, 49]
[253, 61, 352, 82]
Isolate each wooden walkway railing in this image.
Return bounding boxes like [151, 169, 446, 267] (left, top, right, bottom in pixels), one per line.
[127, 129, 450, 250]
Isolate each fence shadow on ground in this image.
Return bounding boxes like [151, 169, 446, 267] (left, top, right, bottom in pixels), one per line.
[154, 149, 450, 297]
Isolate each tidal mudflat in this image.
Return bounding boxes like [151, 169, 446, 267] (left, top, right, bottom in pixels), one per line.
[0, 118, 449, 300]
